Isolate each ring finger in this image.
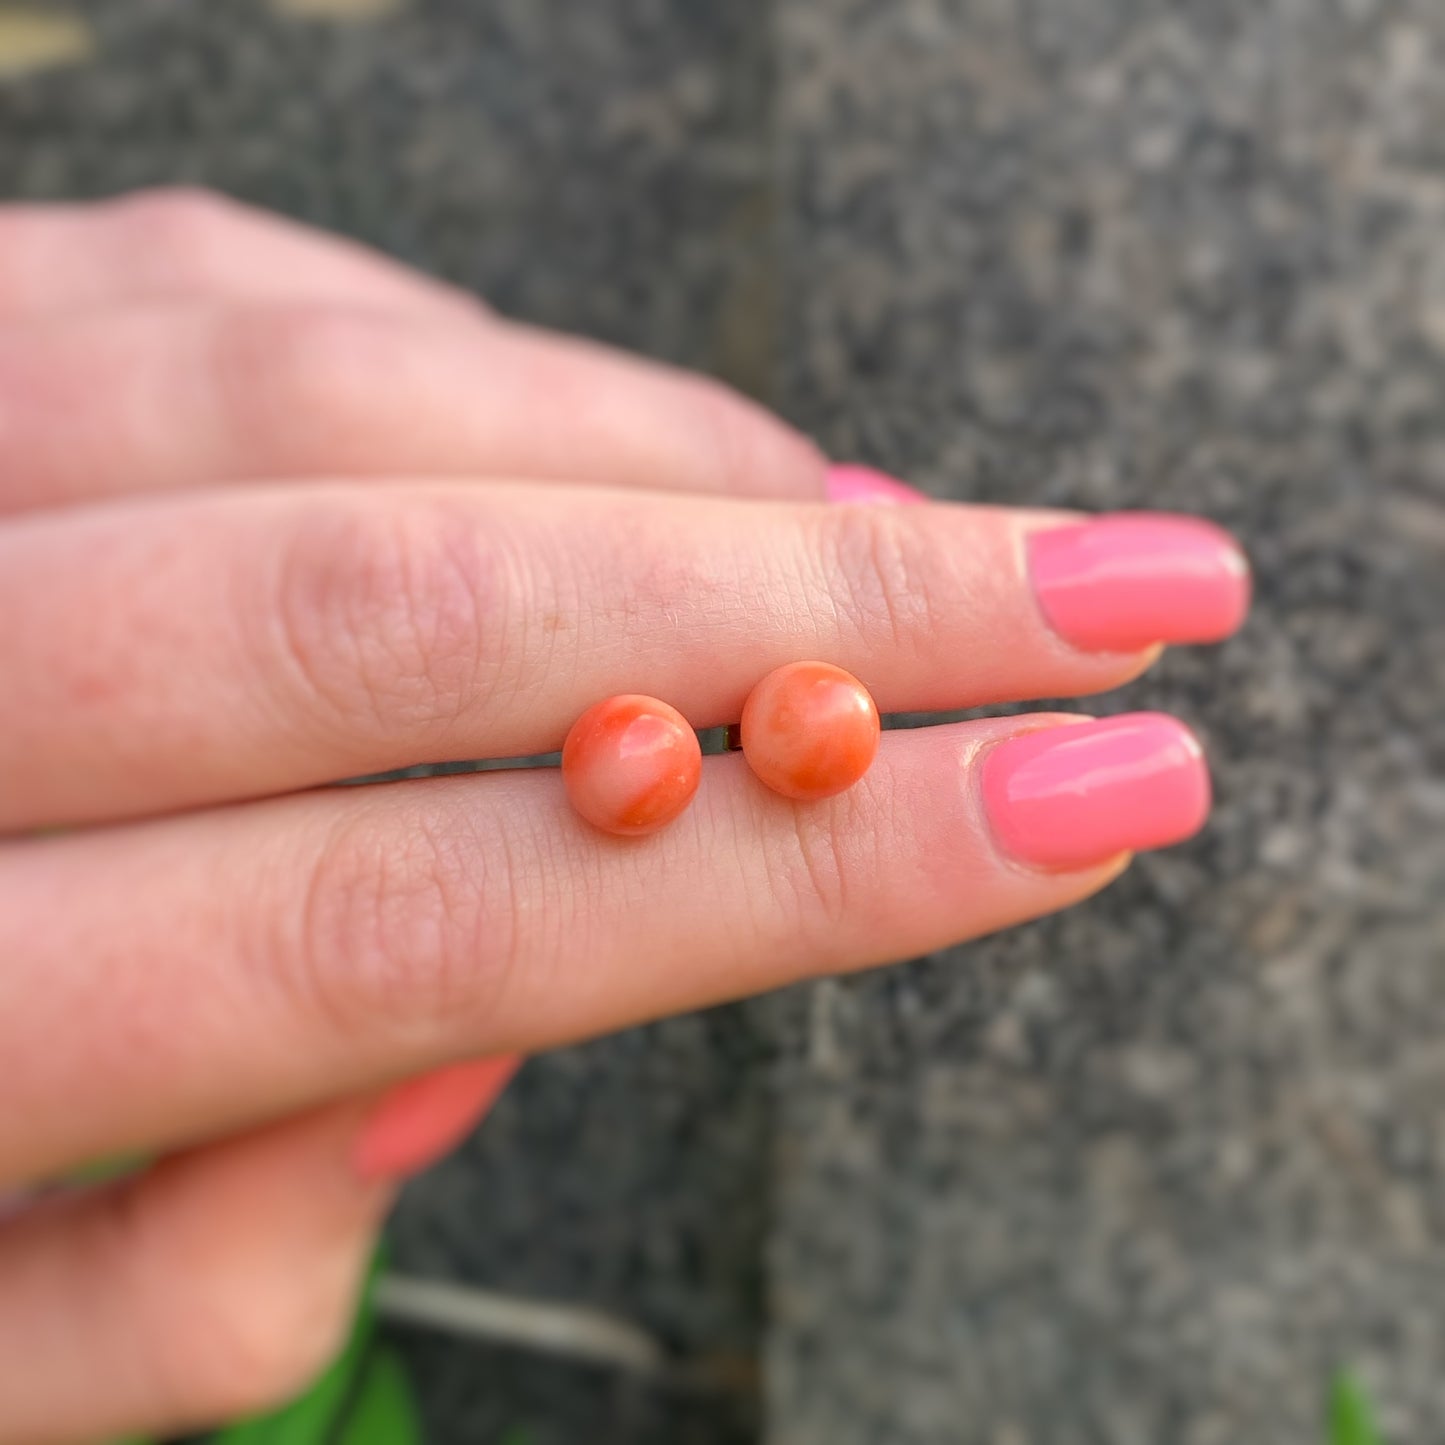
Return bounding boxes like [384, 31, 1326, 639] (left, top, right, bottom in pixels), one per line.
[0, 1098, 392, 1444]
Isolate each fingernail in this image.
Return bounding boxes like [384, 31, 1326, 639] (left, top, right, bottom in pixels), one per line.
[825, 463, 929, 505]
[1027, 513, 1250, 652]
[982, 713, 1212, 870]
[353, 1056, 522, 1183]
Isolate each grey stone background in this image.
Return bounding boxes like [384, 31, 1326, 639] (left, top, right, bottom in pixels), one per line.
[2, 2, 1443, 1443]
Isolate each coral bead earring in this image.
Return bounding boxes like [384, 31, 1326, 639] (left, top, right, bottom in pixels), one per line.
[562, 695, 702, 837]
[740, 661, 880, 801]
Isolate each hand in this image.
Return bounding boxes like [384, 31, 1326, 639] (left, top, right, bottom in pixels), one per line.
[0, 190, 1249, 1443]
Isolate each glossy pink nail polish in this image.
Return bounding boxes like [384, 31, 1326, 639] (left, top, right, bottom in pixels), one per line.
[1027, 513, 1250, 652]
[825, 463, 929, 505]
[982, 713, 1212, 870]
[353, 1056, 521, 1182]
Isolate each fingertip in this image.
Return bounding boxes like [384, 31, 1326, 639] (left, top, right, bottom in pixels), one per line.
[979, 712, 1213, 872]
[1026, 513, 1252, 653]
[352, 1057, 521, 1183]
[824, 462, 930, 505]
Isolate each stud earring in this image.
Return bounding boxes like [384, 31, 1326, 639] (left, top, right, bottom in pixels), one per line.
[740, 661, 880, 800]
[562, 695, 702, 837]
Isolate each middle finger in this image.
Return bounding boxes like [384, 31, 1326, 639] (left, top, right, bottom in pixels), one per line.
[0, 713, 1166, 1181]
[0, 482, 1247, 831]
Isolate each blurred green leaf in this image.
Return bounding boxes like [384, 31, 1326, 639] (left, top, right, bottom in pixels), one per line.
[65, 1153, 150, 1186]
[206, 1247, 386, 1445]
[337, 1346, 421, 1445]
[1329, 1371, 1383, 1445]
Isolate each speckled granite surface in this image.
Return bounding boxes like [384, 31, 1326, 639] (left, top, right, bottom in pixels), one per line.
[768, 4, 1445, 1442]
[3, 3, 1443, 1443]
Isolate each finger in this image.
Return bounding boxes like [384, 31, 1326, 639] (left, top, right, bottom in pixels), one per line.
[353, 1055, 522, 1181]
[0, 305, 825, 513]
[0, 188, 479, 322]
[0, 484, 1244, 829]
[0, 711, 1213, 1180]
[0, 1100, 392, 1445]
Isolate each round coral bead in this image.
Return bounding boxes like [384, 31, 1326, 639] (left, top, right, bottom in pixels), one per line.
[740, 661, 880, 801]
[562, 695, 702, 837]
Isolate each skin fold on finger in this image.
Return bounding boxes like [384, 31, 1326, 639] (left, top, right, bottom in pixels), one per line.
[0, 715, 1142, 1182]
[0, 305, 825, 514]
[0, 1099, 393, 1445]
[0, 484, 1182, 830]
[0, 188, 482, 323]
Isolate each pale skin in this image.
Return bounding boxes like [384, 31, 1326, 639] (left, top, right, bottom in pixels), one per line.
[0, 191, 1223, 1442]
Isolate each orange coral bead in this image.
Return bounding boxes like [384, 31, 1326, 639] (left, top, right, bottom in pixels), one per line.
[740, 661, 880, 801]
[562, 695, 702, 837]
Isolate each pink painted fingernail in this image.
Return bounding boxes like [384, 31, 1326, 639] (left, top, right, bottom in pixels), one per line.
[982, 713, 1212, 870]
[1027, 513, 1250, 652]
[825, 463, 929, 505]
[353, 1056, 522, 1182]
